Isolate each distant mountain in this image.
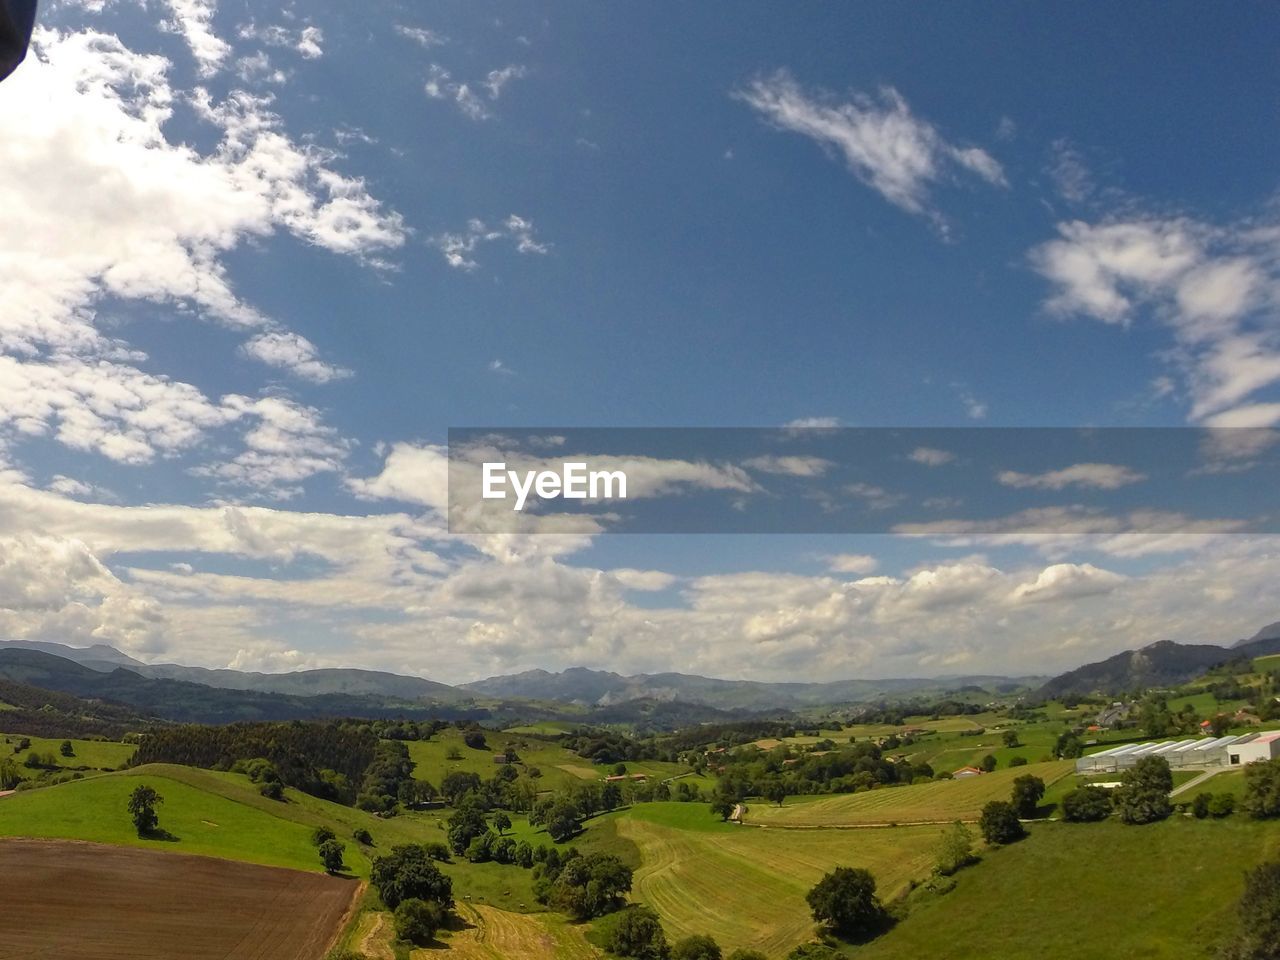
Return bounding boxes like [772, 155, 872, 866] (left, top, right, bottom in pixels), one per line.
[1234, 621, 1280, 648]
[0, 639, 145, 669]
[0, 649, 481, 725]
[460, 666, 1039, 711]
[1034, 624, 1280, 699]
[0, 639, 461, 702]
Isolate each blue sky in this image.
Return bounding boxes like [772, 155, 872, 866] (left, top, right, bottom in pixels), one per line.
[0, 1, 1277, 683]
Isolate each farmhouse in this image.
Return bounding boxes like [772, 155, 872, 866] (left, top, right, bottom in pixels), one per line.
[1094, 702, 1132, 728]
[1075, 730, 1280, 774]
[952, 766, 982, 778]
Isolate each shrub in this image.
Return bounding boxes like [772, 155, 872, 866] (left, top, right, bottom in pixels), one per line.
[1192, 792, 1212, 819]
[933, 821, 976, 876]
[1113, 756, 1173, 825]
[393, 897, 446, 945]
[1062, 785, 1111, 822]
[606, 905, 669, 959]
[1219, 860, 1280, 960]
[1209, 793, 1236, 818]
[672, 934, 721, 960]
[370, 845, 454, 910]
[311, 826, 337, 847]
[978, 800, 1025, 845]
[318, 839, 346, 875]
[1242, 758, 1280, 819]
[259, 780, 285, 800]
[353, 827, 374, 846]
[463, 730, 488, 750]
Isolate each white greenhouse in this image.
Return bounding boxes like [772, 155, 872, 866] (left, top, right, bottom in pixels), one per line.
[1075, 730, 1280, 774]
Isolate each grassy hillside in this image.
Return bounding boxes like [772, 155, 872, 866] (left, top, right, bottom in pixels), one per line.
[748, 760, 1074, 826]
[860, 819, 1280, 960]
[612, 803, 946, 957]
[2, 733, 136, 778]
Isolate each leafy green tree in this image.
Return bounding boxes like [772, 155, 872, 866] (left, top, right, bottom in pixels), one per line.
[1242, 758, 1280, 819]
[1002, 730, 1020, 748]
[393, 898, 446, 946]
[671, 934, 721, 960]
[805, 866, 886, 941]
[1219, 861, 1280, 960]
[978, 800, 1025, 845]
[763, 780, 787, 806]
[311, 826, 337, 847]
[463, 730, 488, 750]
[1008, 756, 1028, 767]
[447, 801, 489, 855]
[1113, 756, 1173, 825]
[979, 754, 997, 773]
[318, 839, 346, 874]
[1062, 786, 1111, 822]
[127, 784, 163, 836]
[785, 946, 841, 960]
[515, 840, 534, 868]
[492, 811, 511, 835]
[549, 853, 633, 919]
[370, 845, 454, 910]
[0, 757, 20, 790]
[607, 905, 669, 959]
[465, 831, 495, 863]
[546, 799, 582, 842]
[353, 827, 374, 846]
[709, 797, 735, 821]
[1010, 774, 1046, 818]
[59, 740, 74, 758]
[1054, 732, 1084, 759]
[934, 821, 975, 876]
[1209, 793, 1236, 818]
[1192, 792, 1212, 819]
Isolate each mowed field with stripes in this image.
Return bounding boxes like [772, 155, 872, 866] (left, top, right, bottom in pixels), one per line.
[615, 805, 946, 957]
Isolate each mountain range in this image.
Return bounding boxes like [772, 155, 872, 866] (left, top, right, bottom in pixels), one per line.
[1, 617, 1278, 724]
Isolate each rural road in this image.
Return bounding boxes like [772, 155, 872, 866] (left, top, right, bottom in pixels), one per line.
[1170, 770, 1219, 797]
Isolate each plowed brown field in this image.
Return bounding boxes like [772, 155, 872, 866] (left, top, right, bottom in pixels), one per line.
[0, 839, 359, 960]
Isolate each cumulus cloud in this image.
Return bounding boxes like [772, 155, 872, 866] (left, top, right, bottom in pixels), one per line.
[160, 0, 230, 77]
[394, 25, 446, 48]
[997, 462, 1147, 491]
[737, 70, 1005, 225]
[826, 553, 878, 575]
[241, 331, 352, 383]
[1010, 562, 1126, 604]
[1031, 216, 1280, 427]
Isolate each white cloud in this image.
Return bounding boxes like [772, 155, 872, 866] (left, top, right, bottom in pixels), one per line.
[236, 21, 324, 60]
[844, 482, 904, 510]
[1045, 138, 1094, 203]
[826, 553, 878, 575]
[1031, 216, 1280, 427]
[394, 25, 446, 48]
[736, 70, 1006, 223]
[997, 462, 1147, 491]
[1010, 562, 1125, 604]
[430, 215, 549, 270]
[743, 455, 833, 477]
[241, 331, 351, 383]
[908, 446, 955, 466]
[483, 64, 527, 99]
[160, 0, 230, 77]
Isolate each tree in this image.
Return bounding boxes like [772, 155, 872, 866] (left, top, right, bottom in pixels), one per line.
[546, 800, 582, 842]
[978, 800, 1025, 845]
[607, 905, 669, 959]
[1219, 860, 1280, 960]
[1242, 758, 1280, 819]
[1210, 713, 1233, 737]
[934, 821, 975, 876]
[447, 802, 489, 855]
[127, 784, 163, 837]
[370, 845, 454, 910]
[1054, 731, 1084, 759]
[393, 898, 446, 946]
[763, 780, 787, 806]
[805, 866, 886, 941]
[1062, 785, 1111, 822]
[492, 811, 511, 835]
[463, 730, 488, 750]
[709, 797, 735, 821]
[318, 839, 346, 874]
[785, 947, 841, 960]
[59, 740, 74, 758]
[1002, 730, 1020, 748]
[0, 757, 19, 790]
[354, 827, 374, 846]
[1010, 774, 1046, 818]
[1192, 791, 1212, 819]
[1209, 793, 1236, 818]
[311, 826, 337, 847]
[1113, 756, 1173, 825]
[979, 754, 997, 773]
[671, 934, 722, 960]
[549, 853, 633, 919]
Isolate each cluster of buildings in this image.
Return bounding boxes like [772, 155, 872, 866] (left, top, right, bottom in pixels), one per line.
[1075, 730, 1280, 774]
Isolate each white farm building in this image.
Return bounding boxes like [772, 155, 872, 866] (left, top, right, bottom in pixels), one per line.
[1075, 730, 1280, 774]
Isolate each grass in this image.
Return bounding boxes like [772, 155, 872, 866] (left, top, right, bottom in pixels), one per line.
[858, 818, 1280, 960]
[615, 805, 947, 957]
[1, 732, 136, 777]
[748, 761, 1075, 826]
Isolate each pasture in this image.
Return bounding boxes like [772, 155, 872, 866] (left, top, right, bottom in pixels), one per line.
[615, 803, 946, 957]
[747, 760, 1074, 826]
[859, 818, 1280, 960]
[0, 838, 357, 960]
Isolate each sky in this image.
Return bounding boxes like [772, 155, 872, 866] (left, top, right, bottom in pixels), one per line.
[0, 0, 1278, 684]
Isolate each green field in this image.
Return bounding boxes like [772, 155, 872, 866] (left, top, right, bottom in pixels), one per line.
[611, 803, 946, 957]
[859, 818, 1280, 960]
[748, 760, 1074, 826]
[1, 733, 136, 778]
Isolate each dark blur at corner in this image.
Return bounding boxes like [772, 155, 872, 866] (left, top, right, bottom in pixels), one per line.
[0, 0, 36, 83]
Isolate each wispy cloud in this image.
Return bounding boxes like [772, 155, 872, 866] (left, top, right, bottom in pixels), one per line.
[736, 70, 1006, 226]
[430, 215, 549, 270]
[996, 463, 1147, 491]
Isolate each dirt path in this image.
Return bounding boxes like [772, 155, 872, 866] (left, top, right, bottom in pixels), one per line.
[355, 911, 395, 960]
[432, 903, 601, 960]
[1171, 769, 1220, 797]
